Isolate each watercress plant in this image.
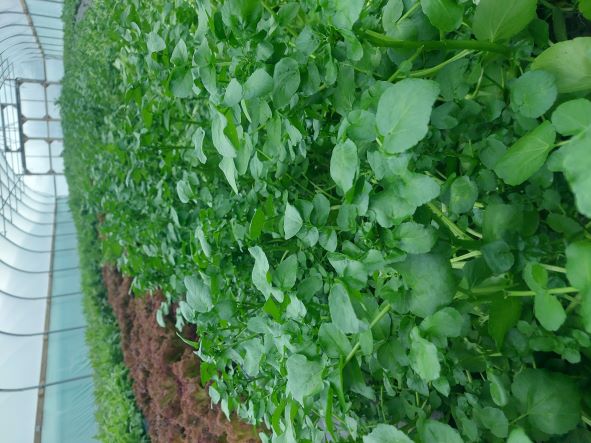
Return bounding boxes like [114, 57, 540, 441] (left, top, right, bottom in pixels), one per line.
[62, 0, 591, 441]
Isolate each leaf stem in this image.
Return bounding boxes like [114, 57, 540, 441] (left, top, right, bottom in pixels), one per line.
[409, 49, 474, 78]
[345, 302, 391, 365]
[450, 250, 482, 263]
[362, 30, 511, 54]
[507, 287, 579, 297]
[427, 202, 471, 241]
[540, 264, 567, 273]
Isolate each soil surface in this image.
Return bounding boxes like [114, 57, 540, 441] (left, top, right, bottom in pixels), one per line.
[102, 266, 258, 443]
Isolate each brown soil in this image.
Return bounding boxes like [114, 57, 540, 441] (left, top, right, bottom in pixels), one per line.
[102, 265, 258, 443]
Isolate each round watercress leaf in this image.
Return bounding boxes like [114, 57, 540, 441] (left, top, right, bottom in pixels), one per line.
[551, 98, 591, 136]
[507, 428, 533, 443]
[488, 297, 522, 349]
[284, 203, 303, 239]
[170, 38, 188, 64]
[477, 406, 509, 438]
[376, 78, 440, 153]
[176, 179, 192, 204]
[394, 221, 436, 254]
[275, 254, 298, 289]
[523, 262, 548, 294]
[382, 0, 404, 34]
[346, 110, 377, 142]
[326, 0, 364, 30]
[566, 240, 591, 290]
[511, 369, 581, 435]
[223, 78, 243, 107]
[494, 121, 556, 186]
[482, 240, 514, 274]
[532, 37, 591, 93]
[449, 176, 478, 214]
[472, 0, 537, 42]
[534, 292, 566, 331]
[510, 70, 557, 118]
[170, 68, 194, 98]
[410, 328, 440, 382]
[286, 354, 324, 406]
[330, 139, 358, 193]
[147, 31, 166, 52]
[420, 0, 463, 33]
[243, 68, 273, 99]
[420, 307, 463, 338]
[363, 424, 413, 443]
[184, 275, 213, 313]
[273, 57, 300, 109]
[318, 323, 353, 358]
[328, 283, 361, 334]
[419, 419, 464, 443]
[396, 253, 456, 317]
[552, 136, 591, 217]
[488, 371, 509, 407]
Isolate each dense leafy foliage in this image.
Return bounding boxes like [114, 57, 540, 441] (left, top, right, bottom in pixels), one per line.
[62, 0, 591, 441]
[62, 1, 147, 441]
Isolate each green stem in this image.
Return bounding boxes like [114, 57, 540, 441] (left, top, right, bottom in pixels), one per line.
[399, 2, 421, 22]
[409, 49, 474, 78]
[450, 250, 482, 263]
[540, 264, 567, 274]
[345, 302, 392, 365]
[507, 287, 579, 297]
[363, 30, 511, 54]
[427, 202, 471, 241]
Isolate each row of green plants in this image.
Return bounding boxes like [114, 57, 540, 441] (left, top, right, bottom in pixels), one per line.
[62, 0, 591, 441]
[62, 1, 147, 441]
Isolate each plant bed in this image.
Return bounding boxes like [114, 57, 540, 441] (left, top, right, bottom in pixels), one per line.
[102, 265, 258, 443]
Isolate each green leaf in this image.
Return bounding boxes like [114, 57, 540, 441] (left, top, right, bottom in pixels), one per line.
[195, 226, 211, 258]
[420, 0, 463, 33]
[449, 176, 478, 214]
[523, 262, 548, 294]
[219, 157, 238, 194]
[171, 69, 194, 98]
[551, 136, 591, 217]
[473, 0, 537, 42]
[482, 240, 514, 274]
[249, 246, 282, 302]
[312, 194, 330, 226]
[327, 0, 364, 30]
[394, 222, 436, 254]
[318, 323, 353, 358]
[243, 68, 273, 99]
[488, 371, 509, 407]
[286, 354, 324, 405]
[330, 139, 359, 193]
[249, 208, 266, 240]
[494, 121, 556, 186]
[420, 307, 463, 338]
[376, 79, 440, 153]
[419, 420, 464, 443]
[507, 428, 533, 443]
[534, 293, 566, 331]
[510, 71, 558, 118]
[275, 254, 298, 289]
[329, 283, 361, 334]
[147, 31, 166, 52]
[551, 98, 591, 136]
[581, 0, 591, 20]
[488, 297, 521, 348]
[532, 37, 591, 93]
[211, 110, 237, 157]
[363, 424, 413, 443]
[170, 38, 188, 64]
[284, 203, 303, 239]
[192, 127, 207, 163]
[566, 241, 591, 290]
[176, 179, 192, 203]
[477, 406, 508, 438]
[273, 58, 300, 108]
[397, 254, 456, 317]
[184, 275, 213, 313]
[512, 369, 581, 435]
[382, 0, 404, 34]
[223, 78, 243, 107]
[410, 329, 440, 382]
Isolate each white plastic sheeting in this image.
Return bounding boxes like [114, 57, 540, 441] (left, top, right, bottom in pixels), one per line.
[1, 1, 98, 440]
